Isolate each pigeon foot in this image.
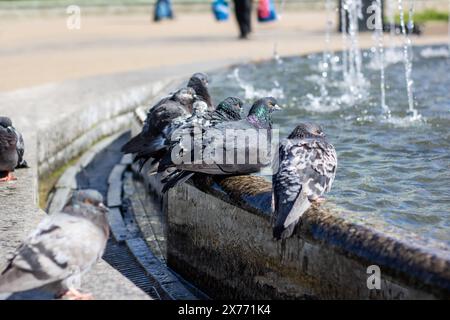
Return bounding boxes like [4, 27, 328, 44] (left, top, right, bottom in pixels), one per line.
[60, 288, 94, 300]
[0, 172, 17, 182]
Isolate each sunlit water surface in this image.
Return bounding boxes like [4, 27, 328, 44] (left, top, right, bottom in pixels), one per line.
[209, 45, 450, 249]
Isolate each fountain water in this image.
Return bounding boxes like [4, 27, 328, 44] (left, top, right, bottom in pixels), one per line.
[272, 0, 286, 65]
[319, 0, 334, 98]
[398, 0, 421, 120]
[231, 68, 284, 100]
[340, 0, 349, 79]
[302, 0, 369, 113]
[373, 0, 390, 116]
[341, 0, 368, 102]
[383, 0, 404, 66]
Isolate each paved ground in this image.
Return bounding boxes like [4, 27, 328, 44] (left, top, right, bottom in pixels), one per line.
[1, 10, 448, 92]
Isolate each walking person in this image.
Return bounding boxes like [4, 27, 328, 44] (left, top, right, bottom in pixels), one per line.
[154, 0, 174, 22]
[233, 0, 252, 39]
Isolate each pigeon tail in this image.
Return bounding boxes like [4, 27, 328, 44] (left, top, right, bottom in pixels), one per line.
[17, 159, 29, 169]
[121, 134, 146, 154]
[157, 152, 175, 173]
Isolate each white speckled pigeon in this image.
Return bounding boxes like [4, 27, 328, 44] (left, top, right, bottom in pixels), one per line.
[158, 97, 281, 177]
[0, 190, 109, 300]
[272, 123, 337, 240]
[0, 117, 28, 181]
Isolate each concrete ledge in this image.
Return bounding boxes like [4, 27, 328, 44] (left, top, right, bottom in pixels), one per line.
[47, 131, 127, 214]
[36, 79, 173, 177]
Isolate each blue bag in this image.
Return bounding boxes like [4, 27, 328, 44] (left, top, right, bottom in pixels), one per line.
[212, 0, 229, 21]
[154, 0, 173, 22]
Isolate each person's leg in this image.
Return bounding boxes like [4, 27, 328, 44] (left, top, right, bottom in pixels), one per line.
[234, 0, 247, 38]
[244, 0, 252, 35]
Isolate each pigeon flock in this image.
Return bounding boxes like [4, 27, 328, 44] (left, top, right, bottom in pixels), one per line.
[0, 72, 337, 299]
[122, 72, 337, 239]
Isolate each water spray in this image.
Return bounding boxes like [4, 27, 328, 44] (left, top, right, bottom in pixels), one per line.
[374, 0, 390, 117]
[398, 0, 420, 120]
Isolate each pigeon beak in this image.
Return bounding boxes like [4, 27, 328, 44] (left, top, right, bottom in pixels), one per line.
[99, 203, 108, 210]
[273, 104, 282, 111]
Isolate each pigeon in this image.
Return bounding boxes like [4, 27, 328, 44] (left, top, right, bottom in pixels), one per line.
[121, 87, 196, 170]
[187, 72, 213, 110]
[203, 96, 243, 125]
[158, 97, 281, 177]
[0, 190, 109, 300]
[160, 97, 244, 192]
[272, 123, 337, 240]
[0, 116, 28, 182]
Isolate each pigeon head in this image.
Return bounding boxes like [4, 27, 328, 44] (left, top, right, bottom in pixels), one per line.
[69, 189, 107, 212]
[187, 74, 212, 109]
[188, 72, 210, 88]
[0, 117, 12, 128]
[247, 97, 281, 128]
[173, 87, 196, 106]
[65, 189, 109, 236]
[216, 97, 243, 120]
[288, 123, 325, 139]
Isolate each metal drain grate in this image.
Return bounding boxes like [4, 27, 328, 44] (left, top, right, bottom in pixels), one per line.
[102, 240, 161, 300]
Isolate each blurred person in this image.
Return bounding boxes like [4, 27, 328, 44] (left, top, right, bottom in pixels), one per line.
[154, 0, 174, 22]
[233, 0, 252, 39]
[257, 0, 277, 22]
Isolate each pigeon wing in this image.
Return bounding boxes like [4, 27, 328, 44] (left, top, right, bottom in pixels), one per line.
[122, 100, 189, 160]
[10, 127, 27, 168]
[0, 127, 17, 152]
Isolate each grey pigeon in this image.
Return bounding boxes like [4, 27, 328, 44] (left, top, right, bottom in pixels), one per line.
[121, 87, 196, 170]
[158, 97, 281, 177]
[0, 117, 18, 182]
[273, 123, 337, 240]
[0, 117, 28, 182]
[160, 97, 244, 192]
[0, 190, 109, 300]
[186, 72, 213, 110]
